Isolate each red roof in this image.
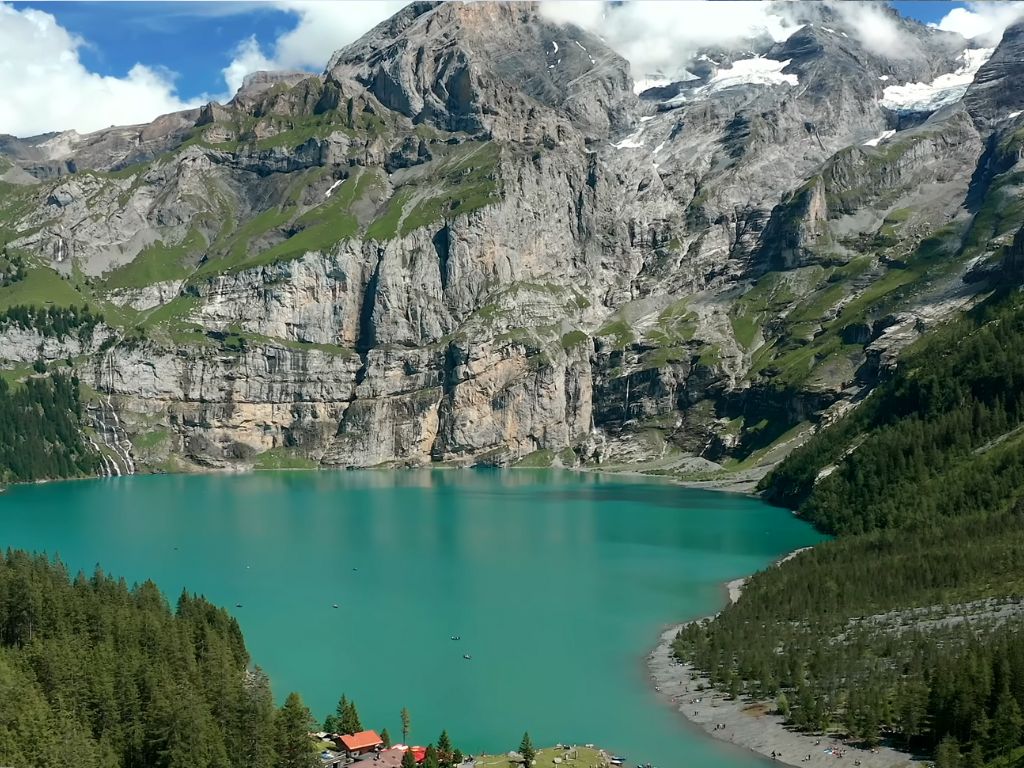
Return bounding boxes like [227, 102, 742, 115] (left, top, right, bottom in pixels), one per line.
[340, 731, 384, 751]
[411, 747, 427, 763]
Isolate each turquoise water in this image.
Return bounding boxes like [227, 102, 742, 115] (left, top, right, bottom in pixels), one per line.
[0, 469, 823, 767]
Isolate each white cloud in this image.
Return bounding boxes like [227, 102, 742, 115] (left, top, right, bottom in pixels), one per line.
[223, 36, 273, 96]
[830, 1, 919, 59]
[0, 2, 200, 137]
[221, 0, 407, 95]
[0, 0, 407, 137]
[538, 0, 802, 80]
[935, 1, 1024, 46]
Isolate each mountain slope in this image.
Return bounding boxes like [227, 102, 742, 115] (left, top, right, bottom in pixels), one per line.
[674, 284, 1024, 762]
[0, 3, 1022, 478]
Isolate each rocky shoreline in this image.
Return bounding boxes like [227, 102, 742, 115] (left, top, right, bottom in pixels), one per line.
[647, 551, 918, 768]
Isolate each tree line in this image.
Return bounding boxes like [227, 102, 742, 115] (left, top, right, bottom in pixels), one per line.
[0, 374, 99, 484]
[0, 549, 306, 768]
[0, 549, 473, 768]
[0, 304, 102, 343]
[676, 286, 1024, 767]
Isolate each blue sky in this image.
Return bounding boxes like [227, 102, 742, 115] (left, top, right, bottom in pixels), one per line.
[2, 1, 1021, 137]
[10, 1, 296, 95]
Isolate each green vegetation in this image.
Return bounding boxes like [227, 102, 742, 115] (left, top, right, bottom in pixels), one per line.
[645, 299, 696, 347]
[764, 288, 1024, 534]
[252, 170, 371, 265]
[0, 374, 99, 483]
[366, 189, 411, 241]
[132, 427, 170, 452]
[677, 287, 1024, 765]
[322, 694, 361, 734]
[559, 330, 588, 350]
[253, 447, 317, 470]
[730, 314, 759, 349]
[514, 449, 555, 468]
[398, 144, 501, 236]
[0, 251, 27, 286]
[366, 143, 501, 240]
[0, 549, 475, 768]
[0, 264, 88, 311]
[748, 223, 964, 390]
[0, 549, 305, 768]
[474, 746, 608, 768]
[518, 733, 536, 768]
[0, 304, 102, 341]
[596, 318, 635, 349]
[102, 230, 205, 290]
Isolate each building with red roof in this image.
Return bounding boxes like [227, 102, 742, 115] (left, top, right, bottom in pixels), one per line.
[339, 730, 384, 756]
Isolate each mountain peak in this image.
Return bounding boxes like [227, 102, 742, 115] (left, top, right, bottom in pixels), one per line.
[325, 0, 633, 140]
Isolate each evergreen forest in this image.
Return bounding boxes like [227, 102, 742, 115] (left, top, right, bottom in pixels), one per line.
[675, 287, 1024, 768]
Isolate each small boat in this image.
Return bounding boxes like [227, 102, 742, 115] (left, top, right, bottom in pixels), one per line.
[462, 654, 472, 660]
[235, 603, 243, 608]
[332, 604, 339, 609]
[451, 635, 461, 641]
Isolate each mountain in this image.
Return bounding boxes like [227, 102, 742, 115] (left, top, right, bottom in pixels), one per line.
[0, 2, 1022, 480]
[673, 280, 1024, 764]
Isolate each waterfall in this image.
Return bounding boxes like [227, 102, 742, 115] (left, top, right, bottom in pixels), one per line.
[86, 347, 135, 476]
[85, 432, 114, 477]
[104, 354, 136, 474]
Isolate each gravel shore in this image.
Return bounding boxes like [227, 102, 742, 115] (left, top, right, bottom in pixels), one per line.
[647, 554, 921, 768]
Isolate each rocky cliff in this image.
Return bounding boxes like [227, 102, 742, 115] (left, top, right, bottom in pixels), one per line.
[1, 2, 1022, 479]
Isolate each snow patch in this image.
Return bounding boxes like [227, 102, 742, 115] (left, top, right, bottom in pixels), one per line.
[699, 56, 798, 94]
[640, 116, 655, 123]
[863, 129, 896, 147]
[612, 129, 646, 150]
[653, 141, 666, 154]
[1009, 111, 1023, 120]
[880, 47, 994, 114]
[324, 179, 343, 198]
[551, 41, 559, 54]
[878, 75, 890, 81]
[634, 76, 672, 94]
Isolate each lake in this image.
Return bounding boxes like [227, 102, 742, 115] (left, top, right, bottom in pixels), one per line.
[0, 469, 824, 767]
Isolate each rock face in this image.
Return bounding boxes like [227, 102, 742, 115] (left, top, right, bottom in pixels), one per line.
[1, 1, 1022, 476]
[965, 22, 1024, 125]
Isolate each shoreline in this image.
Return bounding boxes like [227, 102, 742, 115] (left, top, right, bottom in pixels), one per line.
[2, 461, 770, 496]
[646, 547, 918, 768]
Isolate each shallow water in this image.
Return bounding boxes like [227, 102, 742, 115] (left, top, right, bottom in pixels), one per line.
[0, 469, 824, 766]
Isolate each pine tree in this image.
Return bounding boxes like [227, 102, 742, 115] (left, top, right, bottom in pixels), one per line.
[519, 732, 535, 768]
[401, 748, 417, 768]
[935, 736, 961, 768]
[238, 667, 277, 768]
[343, 699, 362, 733]
[437, 730, 453, 766]
[424, 744, 440, 768]
[401, 707, 411, 743]
[333, 695, 349, 733]
[381, 728, 392, 748]
[988, 686, 1023, 758]
[275, 692, 318, 768]
[776, 692, 790, 718]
